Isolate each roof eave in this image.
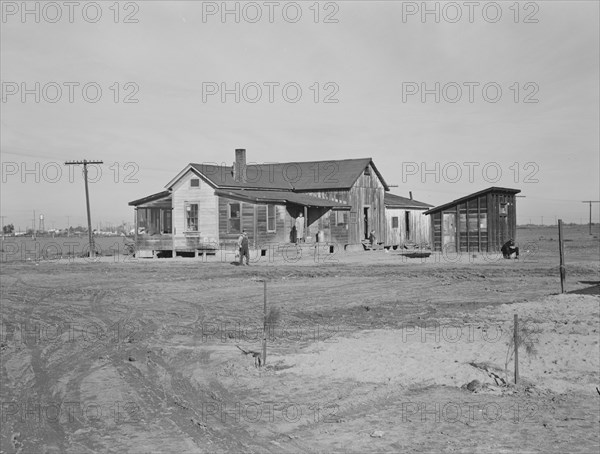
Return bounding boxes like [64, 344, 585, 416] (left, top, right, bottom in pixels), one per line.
[423, 187, 521, 215]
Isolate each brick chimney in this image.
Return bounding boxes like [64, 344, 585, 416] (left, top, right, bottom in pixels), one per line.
[233, 148, 247, 183]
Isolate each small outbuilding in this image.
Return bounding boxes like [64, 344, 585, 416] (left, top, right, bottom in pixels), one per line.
[384, 193, 432, 247]
[423, 187, 521, 253]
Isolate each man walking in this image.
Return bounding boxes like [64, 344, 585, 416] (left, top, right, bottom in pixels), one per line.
[238, 230, 250, 266]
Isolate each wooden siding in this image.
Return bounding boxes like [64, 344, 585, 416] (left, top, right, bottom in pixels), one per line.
[294, 163, 385, 245]
[218, 197, 288, 247]
[429, 191, 517, 252]
[172, 170, 218, 250]
[299, 163, 385, 244]
[384, 208, 431, 246]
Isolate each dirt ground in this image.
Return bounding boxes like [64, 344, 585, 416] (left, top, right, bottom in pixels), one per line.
[1, 225, 599, 453]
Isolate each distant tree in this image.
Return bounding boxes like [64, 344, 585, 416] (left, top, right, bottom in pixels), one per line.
[2, 224, 14, 234]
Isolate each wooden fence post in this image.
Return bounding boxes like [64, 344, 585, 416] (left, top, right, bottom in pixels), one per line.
[514, 314, 519, 385]
[558, 219, 565, 293]
[262, 280, 267, 367]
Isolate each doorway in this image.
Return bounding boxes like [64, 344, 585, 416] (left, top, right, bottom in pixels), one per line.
[442, 212, 456, 251]
[363, 207, 370, 239]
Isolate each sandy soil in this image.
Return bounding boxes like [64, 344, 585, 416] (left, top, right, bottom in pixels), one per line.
[1, 225, 599, 453]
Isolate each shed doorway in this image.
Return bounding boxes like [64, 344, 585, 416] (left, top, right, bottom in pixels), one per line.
[442, 212, 456, 250]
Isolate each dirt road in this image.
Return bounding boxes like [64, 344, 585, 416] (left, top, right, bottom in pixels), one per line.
[1, 226, 598, 453]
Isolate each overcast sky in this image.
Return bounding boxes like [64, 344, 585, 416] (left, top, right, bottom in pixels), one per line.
[1, 1, 598, 230]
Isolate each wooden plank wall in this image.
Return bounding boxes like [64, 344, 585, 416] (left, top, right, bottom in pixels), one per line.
[299, 190, 350, 244]
[218, 197, 288, 247]
[429, 191, 516, 252]
[171, 170, 219, 250]
[346, 166, 385, 244]
[303, 165, 385, 244]
[487, 192, 516, 251]
[384, 208, 431, 246]
[431, 212, 442, 250]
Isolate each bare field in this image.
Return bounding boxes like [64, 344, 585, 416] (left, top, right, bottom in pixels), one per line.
[1, 226, 599, 453]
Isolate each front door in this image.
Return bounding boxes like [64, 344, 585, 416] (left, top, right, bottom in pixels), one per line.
[363, 207, 370, 239]
[442, 213, 456, 251]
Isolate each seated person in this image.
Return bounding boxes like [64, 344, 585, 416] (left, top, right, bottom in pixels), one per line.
[501, 239, 519, 259]
[369, 230, 376, 247]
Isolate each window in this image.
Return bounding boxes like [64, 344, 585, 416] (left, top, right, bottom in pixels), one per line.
[364, 167, 371, 176]
[137, 208, 148, 233]
[468, 214, 478, 231]
[228, 203, 241, 233]
[500, 203, 507, 216]
[190, 178, 200, 188]
[392, 216, 399, 228]
[267, 205, 276, 232]
[480, 213, 487, 231]
[163, 210, 172, 234]
[336, 210, 349, 226]
[186, 203, 198, 231]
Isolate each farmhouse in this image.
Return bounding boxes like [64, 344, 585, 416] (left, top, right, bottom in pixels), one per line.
[128, 149, 429, 257]
[424, 186, 521, 253]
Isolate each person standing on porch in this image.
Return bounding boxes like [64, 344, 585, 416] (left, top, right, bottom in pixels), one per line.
[295, 213, 305, 243]
[238, 230, 250, 265]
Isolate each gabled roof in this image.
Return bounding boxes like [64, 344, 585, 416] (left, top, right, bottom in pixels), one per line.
[384, 193, 433, 209]
[214, 189, 351, 208]
[128, 190, 171, 207]
[423, 187, 521, 215]
[166, 158, 389, 192]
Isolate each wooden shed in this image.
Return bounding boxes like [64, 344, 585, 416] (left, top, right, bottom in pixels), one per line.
[423, 187, 521, 253]
[384, 193, 432, 247]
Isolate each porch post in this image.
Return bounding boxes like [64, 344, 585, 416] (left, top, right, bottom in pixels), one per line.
[303, 205, 308, 242]
[172, 208, 175, 258]
[134, 208, 138, 245]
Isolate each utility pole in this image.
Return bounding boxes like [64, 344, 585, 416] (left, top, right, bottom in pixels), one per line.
[65, 160, 103, 257]
[582, 201, 599, 235]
